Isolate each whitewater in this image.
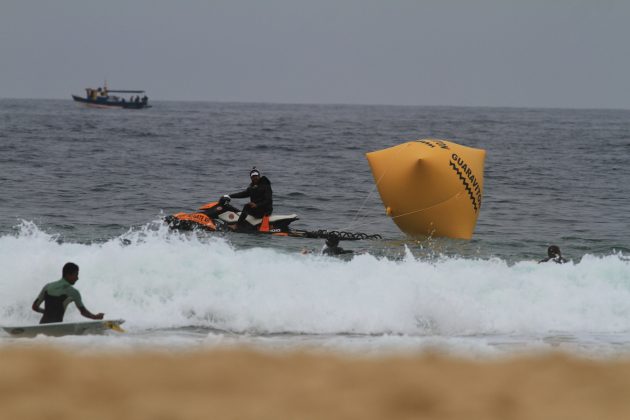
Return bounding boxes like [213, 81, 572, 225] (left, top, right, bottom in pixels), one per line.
[2, 221, 630, 357]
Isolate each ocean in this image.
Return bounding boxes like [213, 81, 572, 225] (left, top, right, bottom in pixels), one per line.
[1, 99, 630, 357]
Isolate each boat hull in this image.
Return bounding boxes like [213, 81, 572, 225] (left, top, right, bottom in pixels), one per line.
[71, 95, 150, 109]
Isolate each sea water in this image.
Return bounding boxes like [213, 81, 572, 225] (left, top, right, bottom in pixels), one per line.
[1, 99, 629, 357]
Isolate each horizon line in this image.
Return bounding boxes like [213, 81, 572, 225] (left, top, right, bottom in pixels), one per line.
[0, 96, 628, 113]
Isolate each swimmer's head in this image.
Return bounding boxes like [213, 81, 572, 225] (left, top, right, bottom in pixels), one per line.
[326, 235, 340, 247]
[547, 245, 561, 258]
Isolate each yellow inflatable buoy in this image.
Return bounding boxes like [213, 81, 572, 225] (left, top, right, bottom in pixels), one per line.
[366, 139, 486, 239]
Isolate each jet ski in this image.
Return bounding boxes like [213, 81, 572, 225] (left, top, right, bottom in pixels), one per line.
[165, 196, 299, 235]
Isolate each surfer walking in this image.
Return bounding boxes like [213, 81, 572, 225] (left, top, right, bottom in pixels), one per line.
[32, 262, 105, 324]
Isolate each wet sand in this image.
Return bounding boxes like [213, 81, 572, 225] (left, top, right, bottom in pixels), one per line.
[2, 347, 630, 420]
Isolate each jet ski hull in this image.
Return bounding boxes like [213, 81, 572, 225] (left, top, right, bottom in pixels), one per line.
[165, 198, 298, 235]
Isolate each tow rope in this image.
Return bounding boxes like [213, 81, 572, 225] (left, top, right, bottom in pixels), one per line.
[289, 229, 382, 241]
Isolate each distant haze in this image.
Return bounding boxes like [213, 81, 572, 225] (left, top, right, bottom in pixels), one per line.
[2, 0, 629, 109]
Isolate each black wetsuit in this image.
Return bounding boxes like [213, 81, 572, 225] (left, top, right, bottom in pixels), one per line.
[538, 256, 567, 264]
[323, 246, 353, 256]
[230, 176, 273, 223]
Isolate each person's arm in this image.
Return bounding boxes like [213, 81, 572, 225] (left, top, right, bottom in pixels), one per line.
[78, 306, 104, 320]
[228, 188, 250, 199]
[69, 290, 104, 320]
[32, 288, 46, 314]
[323, 246, 353, 256]
[335, 247, 353, 255]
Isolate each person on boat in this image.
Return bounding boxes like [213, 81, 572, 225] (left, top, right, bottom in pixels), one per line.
[322, 234, 353, 256]
[142, 95, 148, 104]
[538, 245, 567, 264]
[224, 168, 273, 228]
[31, 262, 104, 324]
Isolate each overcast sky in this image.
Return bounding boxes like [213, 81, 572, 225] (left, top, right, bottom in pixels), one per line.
[1, 0, 629, 108]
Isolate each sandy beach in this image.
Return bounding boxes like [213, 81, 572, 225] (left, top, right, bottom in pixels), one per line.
[2, 347, 630, 420]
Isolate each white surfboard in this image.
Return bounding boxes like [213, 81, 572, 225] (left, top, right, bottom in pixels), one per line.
[1, 319, 125, 338]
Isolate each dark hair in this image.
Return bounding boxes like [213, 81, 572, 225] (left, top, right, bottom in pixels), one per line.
[62, 262, 79, 278]
[547, 245, 561, 258]
[326, 235, 340, 247]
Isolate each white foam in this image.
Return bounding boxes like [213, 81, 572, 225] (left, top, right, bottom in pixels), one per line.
[2, 222, 630, 341]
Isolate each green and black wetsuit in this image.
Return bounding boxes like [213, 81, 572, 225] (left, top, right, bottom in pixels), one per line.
[33, 278, 84, 324]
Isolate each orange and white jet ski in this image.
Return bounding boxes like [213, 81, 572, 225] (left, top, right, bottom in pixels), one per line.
[165, 197, 299, 234]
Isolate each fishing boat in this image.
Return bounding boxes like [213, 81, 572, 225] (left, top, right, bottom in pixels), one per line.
[72, 82, 151, 109]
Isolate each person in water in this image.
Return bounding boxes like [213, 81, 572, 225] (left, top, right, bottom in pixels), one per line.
[32, 262, 104, 324]
[538, 245, 567, 264]
[224, 167, 273, 228]
[322, 235, 353, 256]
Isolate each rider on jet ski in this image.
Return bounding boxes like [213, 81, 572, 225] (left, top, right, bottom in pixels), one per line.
[223, 167, 273, 228]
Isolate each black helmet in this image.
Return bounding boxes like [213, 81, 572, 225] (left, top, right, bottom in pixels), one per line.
[250, 167, 260, 178]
